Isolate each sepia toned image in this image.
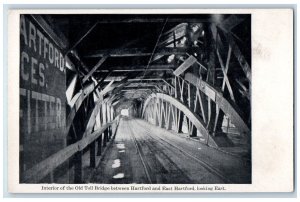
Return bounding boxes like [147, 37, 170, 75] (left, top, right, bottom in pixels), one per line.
[7, 8, 293, 193]
[18, 13, 251, 185]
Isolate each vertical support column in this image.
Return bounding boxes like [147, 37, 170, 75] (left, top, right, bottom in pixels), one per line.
[171, 105, 179, 132]
[159, 99, 165, 128]
[213, 108, 225, 136]
[103, 131, 107, 147]
[107, 104, 110, 122]
[174, 76, 184, 133]
[206, 99, 217, 136]
[97, 135, 102, 156]
[166, 103, 173, 130]
[174, 76, 178, 99]
[74, 151, 83, 183]
[102, 103, 107, 124]
[108, 126, 112, 139]
[206, 24, 217, 85]
[90, 141, 96, 168]
[111, 107, 114, 120]
[99, 105, 103, 126]
[152, 103, 155, 124]
[188, 85, 198, 137]
[177, 111, 184, 133]
[105, 129, 109, 143]
[154, 99, 159, 126]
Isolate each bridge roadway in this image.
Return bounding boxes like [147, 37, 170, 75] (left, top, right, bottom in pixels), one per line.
[89, 117, 251, 184]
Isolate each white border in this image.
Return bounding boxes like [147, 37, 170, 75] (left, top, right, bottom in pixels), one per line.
[6, 8, 294, 194]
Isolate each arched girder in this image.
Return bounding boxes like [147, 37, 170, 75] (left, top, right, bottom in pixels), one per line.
[66, 73, 135, 137]
[81, 96, 116, 139]
[65, 82, 95, 134]
[67, 75, 135, 139]
[184, 72, 250, 135]
[142, 93, 221, 147]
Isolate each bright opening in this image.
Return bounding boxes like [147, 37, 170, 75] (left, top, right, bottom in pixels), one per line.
[113, 173, 125, 179]
[112, 159, 121, 168]
[121, 108, 129, 116]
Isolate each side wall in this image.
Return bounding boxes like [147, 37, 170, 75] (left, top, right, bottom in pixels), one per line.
[19, 15, 67, 182]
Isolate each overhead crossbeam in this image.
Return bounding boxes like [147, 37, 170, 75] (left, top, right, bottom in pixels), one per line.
[103, 77, 172, 82]
[90, 18, 215, 24]
[121, 86, 156, 90]
[121, 88, 154, 92]
[86, 47, 197, 58]
[82, 56, 107, 83]
[96, 65, 174, 72]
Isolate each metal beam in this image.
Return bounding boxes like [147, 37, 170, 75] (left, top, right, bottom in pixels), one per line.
[103, 77, 172, 82]
[98, 69, 173, 72]
[125, 83, 162, 87]
[66, 21, 99, 54]
[216, 23, 251, 83]
[121, 89, 153, 92]
[184, 72, 250, 135]
[121, 86, 156, 90]
[93, 18, 214, 24]
[142, 93, 219, 147]
[86, 47, 196, 58]
[96, 65, 174, 72]
[90, 70, 113, 95]
[82, 56, 108, 83]
[216, 48, 235, 101]
[173, 55, 197, 76]
[162, 79, 175, 89]
[162, 23, 188, 37]
[125, 81, 165, 85]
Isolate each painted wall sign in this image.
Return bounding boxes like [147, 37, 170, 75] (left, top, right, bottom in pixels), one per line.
[19, 15, 67, 175]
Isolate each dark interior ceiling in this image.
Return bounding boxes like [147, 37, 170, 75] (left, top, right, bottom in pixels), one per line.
[40, 14, 251, 107]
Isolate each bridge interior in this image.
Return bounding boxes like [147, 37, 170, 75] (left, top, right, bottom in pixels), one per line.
[19, 14, 251, 184]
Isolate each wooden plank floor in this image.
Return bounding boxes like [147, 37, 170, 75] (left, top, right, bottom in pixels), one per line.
[90, 117, 251, 184]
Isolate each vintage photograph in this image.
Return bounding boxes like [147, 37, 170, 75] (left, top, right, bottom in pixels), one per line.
[18, 13, 252, 185]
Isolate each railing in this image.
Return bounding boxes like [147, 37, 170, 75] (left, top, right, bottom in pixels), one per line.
[22, 119, 119, 183]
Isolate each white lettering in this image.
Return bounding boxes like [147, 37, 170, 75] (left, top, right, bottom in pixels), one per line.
[48, 42, 54, 64]
[29, 21, 37, 52]
[59, 53, 64, 72]
[20, 15, 28, 45]
[31, 57, 38, 85]
[49, 96, 56, 129]
[36, 29, 44, 56]
[39, 63, 45, 87]
[20, 89, 64, 133]
[21, 51, 29, 81]
[32, 91, 40, 132]
[42, 94, 49, 130]
[56, 98, 61, 128]
[43, 37, 49, 59]
[55, 48, 59, 68]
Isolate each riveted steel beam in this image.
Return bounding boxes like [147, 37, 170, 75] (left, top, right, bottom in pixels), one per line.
[142, 93, 220, 147]
[184, 72, 250, 135]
